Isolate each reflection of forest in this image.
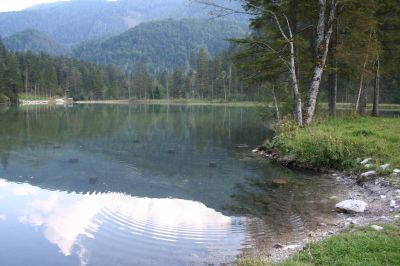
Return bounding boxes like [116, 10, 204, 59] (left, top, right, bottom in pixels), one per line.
[0, 104, 274, 214]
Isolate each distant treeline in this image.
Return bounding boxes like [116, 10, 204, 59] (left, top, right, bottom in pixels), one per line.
[0, 38, 264, 104]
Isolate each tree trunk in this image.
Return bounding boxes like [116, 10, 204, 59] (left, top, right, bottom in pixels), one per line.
[304, 0, 335, 125]
[355, 29, 373, 114]
[372, 54, 380, 116]
[289, 40, 303, 126]
[328, 22, 338, 118]
[272, 85, 281, 121]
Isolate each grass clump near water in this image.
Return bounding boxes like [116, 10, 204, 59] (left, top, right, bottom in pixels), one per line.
[237, 223, 400, 266]
[267, 116, 400, 171]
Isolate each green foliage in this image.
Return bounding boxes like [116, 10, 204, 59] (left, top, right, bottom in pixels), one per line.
[73, 18, 247, 73]
[0, 0, 245, 46]
[270, 117, 400, 170]
[289, 224, 400, 266]
[4, 29, 67, 56]
[237, 224, 400, 266]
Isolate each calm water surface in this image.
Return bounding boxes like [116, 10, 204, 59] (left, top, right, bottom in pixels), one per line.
[0, 104, 348, 265]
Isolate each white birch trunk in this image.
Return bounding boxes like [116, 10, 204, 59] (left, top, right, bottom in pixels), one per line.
[304, 0, 336, 125]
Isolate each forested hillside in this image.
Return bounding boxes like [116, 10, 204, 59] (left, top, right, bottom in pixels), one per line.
[4, 29, 67, 55]
[72, 19, 247, 72]
[0, 0, 245, 46]
[0, 38, 127, 104]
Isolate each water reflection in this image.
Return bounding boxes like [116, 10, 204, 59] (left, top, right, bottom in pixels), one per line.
[0, 105, 358, 265]
[0, 179, 246, 265]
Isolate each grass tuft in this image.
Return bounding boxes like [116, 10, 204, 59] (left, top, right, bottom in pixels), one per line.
[267, 117, 400, 171]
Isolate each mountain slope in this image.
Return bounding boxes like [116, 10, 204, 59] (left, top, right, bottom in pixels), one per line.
[0, 0, 246, 46]
[72, 18, 247, 72]
[3, 29, 67, 55]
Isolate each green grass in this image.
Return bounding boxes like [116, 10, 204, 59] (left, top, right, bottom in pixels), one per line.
[237, 224, 400, 266]
[267, 116, 400, 171]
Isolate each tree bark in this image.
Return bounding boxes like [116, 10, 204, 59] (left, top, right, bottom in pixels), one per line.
[355, 29, 373, 114]
[328, 22, 338, 118]
[290, 39, 303, 126]
[272, 85, 281, 121]
[372, 54, 380, 116]
[304, 0, 336, 125]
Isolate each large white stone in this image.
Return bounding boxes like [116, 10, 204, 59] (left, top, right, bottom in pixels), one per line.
[380, 163, 390, 171]
[360, 171, 377, 178]
[371, 225, 384, 231]
[394, 169, 400, 175]
[335, 200, 368, 213]
[361, 158, 372, 165]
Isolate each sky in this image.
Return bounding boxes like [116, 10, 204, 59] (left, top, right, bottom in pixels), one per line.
[0, 0, 70, 12]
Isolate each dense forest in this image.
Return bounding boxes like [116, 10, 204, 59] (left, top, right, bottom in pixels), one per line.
[4, 29, 67, 56]
[72, 19, 247, 72]
[0, 37, 263, 104]
[0, 0, 245, 46]
[0, 38, 127, 103]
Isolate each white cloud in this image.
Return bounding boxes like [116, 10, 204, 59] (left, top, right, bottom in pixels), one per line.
[0, 0, 70, 12]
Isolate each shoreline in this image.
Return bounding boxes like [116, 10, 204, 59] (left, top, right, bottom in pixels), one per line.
[248, 147, 400, 263]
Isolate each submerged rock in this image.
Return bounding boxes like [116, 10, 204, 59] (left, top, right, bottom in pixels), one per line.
[167, 149, 176, 154]
[89, 176, 98, 185]
[52, 144, 62, 149]
[272, 179, 288, 186]
[67, 158, 79, 164]
[209, 161, 217, 168]
[335, 200, 368, 213]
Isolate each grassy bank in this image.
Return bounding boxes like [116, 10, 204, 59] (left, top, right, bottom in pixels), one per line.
[266, 117, 400, 172]
[237, 223, 400, 266]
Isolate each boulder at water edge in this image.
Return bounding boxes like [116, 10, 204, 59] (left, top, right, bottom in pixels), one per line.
[335, 200, 368, 213]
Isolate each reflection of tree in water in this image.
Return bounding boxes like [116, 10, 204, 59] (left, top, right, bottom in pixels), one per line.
[224, 172, 345, 250]
[0, 104, 273, 214]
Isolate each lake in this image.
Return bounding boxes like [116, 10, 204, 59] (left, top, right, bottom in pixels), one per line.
[0, 104, 348, 265]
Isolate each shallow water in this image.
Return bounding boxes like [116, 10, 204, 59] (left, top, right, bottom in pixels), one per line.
[0, 104, 348, 265]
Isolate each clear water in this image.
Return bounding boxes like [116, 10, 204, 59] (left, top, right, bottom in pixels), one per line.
[0, 104, 348, 265]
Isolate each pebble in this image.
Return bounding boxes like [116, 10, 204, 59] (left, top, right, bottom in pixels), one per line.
[360, 170, 377, 178]
[283, 244, 300, 251]
[380, 195, 387, 199]
[371, 225, 384, 231]
[380, 163, 390, 171]
[390, 200, 396, 208]
[361, 158, 372, 165]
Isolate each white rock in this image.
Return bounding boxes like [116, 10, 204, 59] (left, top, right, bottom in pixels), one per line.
[394, 169, 400, 174]
[336, 200, 368, 213]
[371, 225, 384, 231]
[364, 163, 374, 169]
[380, 195, 387, 199]
[251, 148, 259, 153]
[361, 158, 372, 165]
[283, 244, 301, 251]
[360, 171, 377, 178]
[380, 163, 390, 171]
[390, 200, 396, 208]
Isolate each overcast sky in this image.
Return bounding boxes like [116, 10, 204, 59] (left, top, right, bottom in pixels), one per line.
[0, 0, 70, 12]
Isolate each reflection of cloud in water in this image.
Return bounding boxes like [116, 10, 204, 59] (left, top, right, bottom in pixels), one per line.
[11, 180, 241, 263]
